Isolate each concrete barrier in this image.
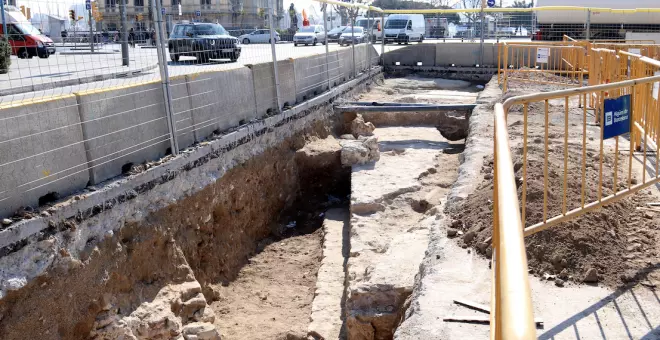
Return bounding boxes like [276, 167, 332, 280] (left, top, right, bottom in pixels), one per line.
[338, 49, 354, 84]
[248, 59, 297, 115]
[326, 51, 343, 88]
[186, 68, 257, 141]
[0, 96, 89, 216]
[169, 76, 196, 150]
[294, 53, 329, 103]
[76, 82, 172, 185]
[385, 44, 437, 67]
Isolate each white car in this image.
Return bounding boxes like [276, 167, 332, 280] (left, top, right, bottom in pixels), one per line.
[239, 29, 280, 44]
[293, 25, 327, 46]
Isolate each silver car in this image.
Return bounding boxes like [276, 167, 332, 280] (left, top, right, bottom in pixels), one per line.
[238, 29, 280, 44]
[293, 25, 327, 46]
[339, 27, 367, 46]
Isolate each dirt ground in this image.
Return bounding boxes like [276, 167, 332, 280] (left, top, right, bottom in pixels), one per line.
[453, 81, 660, 289]
[211, 230, 323, 340]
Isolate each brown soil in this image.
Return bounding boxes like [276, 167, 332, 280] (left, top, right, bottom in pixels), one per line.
[0, 118, 348, 339]
[211, 230, 323, 340]
[453, 85, 660, 289]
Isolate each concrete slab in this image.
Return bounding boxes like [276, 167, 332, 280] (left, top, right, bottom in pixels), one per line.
[0, 96, 89, 216]
[248, 59, 297, 116]
[434, 43, 498, 67]
[338, 49, 355, 84]
[76, 82, 171, 184]
[384, 44, 437, 67]
[294, 53, 329, 104]
[308, 208, 349, 340]
[186, 68, 257, 141]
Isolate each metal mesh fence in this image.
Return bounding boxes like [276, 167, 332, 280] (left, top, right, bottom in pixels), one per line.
[0, 0, 383, 218]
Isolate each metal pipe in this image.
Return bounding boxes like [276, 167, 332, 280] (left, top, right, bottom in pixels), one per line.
[344, 101, 472, 107]
[120, 0, 129, 66]
[334, 104, 476, 112]
[152, 0, 178, 154]
[380, 12, 385, 65]
[268, 0, 282, 111]
[88, 4, 94, 53]
[323, 3, 331, 90]
[0, 0, 7, 43]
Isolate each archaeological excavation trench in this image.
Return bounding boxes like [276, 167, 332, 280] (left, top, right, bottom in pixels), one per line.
[0, 71, 484, 340]
[6, 70, 653, 340]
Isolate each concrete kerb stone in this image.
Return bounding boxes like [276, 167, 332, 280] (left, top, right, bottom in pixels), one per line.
[0, 67, 383, 253]
[168, 76, 196, 150]
[0, 95, 90, 217]
[75, 81, 172, 185]
[186, 67, 257, 142]
[293, 53, 330, 104]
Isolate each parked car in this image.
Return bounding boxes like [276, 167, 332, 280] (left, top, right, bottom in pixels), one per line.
[293, 25, 326, 46]
[383, 14, 425, 44]
[326, 26, 347, 43]
[1, 6, 55, 58]
[338, 27, 368, 46]
[238, 29, 280, 44]
[168, 22, 241, 63]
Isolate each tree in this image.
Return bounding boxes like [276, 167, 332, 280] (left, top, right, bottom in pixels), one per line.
[461, 0, 481, 26]
[506, 0, 533, 31]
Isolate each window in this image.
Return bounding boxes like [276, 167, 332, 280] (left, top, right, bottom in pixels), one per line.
[171, 0, 178, 6]
[105, 0, 117, 9]
[134, 0, 144, 7]
[200, 0, 211, 8]
[172, 25, 185, 37]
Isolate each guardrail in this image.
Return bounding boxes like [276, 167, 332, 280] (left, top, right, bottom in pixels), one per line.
[494, 40, 660, 338]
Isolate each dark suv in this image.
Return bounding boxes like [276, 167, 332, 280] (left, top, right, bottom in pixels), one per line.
[168, 23, 241, 63]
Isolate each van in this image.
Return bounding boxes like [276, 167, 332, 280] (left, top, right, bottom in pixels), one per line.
[354, 17, 385, 41]
[1, 6, 55, 59]
[383, 14, 425, 44]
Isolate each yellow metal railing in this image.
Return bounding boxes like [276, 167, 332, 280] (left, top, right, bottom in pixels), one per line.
[499, 42, 587, 92]
[493, 43, 660, 339]
[492, 103, 537, 340]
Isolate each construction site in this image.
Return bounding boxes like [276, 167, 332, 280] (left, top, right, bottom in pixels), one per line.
[1, 1, 660, 339]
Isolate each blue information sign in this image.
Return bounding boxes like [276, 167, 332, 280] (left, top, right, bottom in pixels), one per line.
[195, 10, 201, 17]
[603, 94, 631, 139]
[161, 7, 166, 14]
[85, 0, 91, 10]
[487, 0, 496, 7]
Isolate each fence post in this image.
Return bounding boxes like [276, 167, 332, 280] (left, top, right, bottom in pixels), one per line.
[152, 0, 179, 154]
[381, 12, 385, 65]
[268, 0, 282, 111]
[367, 10, 371, 75]
[0, 0, 7, 43]
[120, 0, 129, 66]
[585, 9, 591, 41]
[323, 4, 331, 90]
[479, 0, 485, 66]
[351, 15, 356, 78]
[88, 5, 94, 53]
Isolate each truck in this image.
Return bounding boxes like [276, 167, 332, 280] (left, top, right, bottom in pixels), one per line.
[533, 0, 660, 41]
[0, 6, 56, 58]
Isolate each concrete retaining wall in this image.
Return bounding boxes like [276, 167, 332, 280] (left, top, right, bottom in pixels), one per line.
[0, 96, 89, 217]
[0, 52, 377, 218]
[383, 43, 499, 67]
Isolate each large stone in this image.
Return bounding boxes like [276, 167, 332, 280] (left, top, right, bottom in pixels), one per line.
[583, 268, 599, 283]
[351, 114, 376, 137]
[182, 322, 220, 340]
[340, 136, 380, 166]
[295, 136, 342, 169]
[435, 111, 470, 141]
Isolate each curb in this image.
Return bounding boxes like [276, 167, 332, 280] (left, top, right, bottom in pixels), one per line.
[0, 63, 160, 97]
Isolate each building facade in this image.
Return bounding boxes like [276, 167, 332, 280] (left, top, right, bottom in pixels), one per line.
[97, 0, 283, 33]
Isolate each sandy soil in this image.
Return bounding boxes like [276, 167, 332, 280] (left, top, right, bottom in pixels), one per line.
[454, 82, 660, 289]
[210, 230, 323, 340]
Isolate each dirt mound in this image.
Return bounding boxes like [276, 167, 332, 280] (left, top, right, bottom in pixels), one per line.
[452, 140, 659, 288]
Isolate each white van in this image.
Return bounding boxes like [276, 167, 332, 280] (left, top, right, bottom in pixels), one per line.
[383, 14, 425, 44]
[354, 16, 385, 40]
